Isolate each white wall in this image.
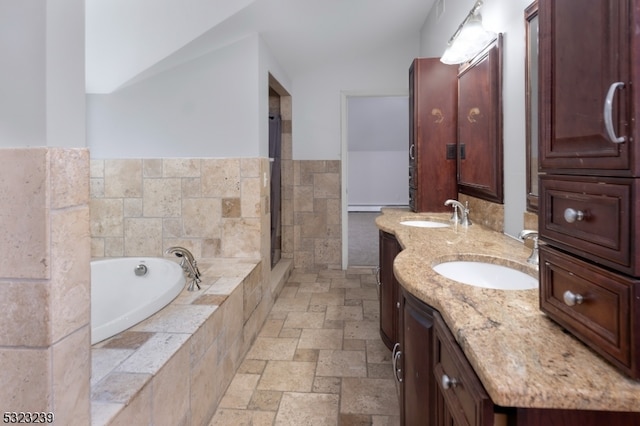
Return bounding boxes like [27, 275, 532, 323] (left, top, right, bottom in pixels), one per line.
[347, 96, 409, 207]
[88, 34, 291, 159]
[87, 34, 291, 159]
[420, 0, 532, 237]
[348, 151, 408, 207]
[292, 33, 420, 160]
[85, 0, 255, 93]
[0, 0, 85, 148]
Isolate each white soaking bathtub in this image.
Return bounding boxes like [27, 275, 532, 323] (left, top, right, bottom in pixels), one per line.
[91, 257, 186, 345]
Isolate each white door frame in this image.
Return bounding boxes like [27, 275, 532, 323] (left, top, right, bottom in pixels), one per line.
[340, 89, 409, 269]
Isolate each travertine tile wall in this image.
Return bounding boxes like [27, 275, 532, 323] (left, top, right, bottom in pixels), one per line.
[290, 160, 342, 270]
[0, 148, 91, 425]
[89, 158, 268, 260]
[89, 157, 273, 351]
[276, 93, 343, 270]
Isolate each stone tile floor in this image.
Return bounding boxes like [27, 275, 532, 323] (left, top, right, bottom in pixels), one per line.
[209, 268, 400, 426]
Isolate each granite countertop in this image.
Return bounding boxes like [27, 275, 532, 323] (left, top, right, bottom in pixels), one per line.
[375, 208, 640, 412]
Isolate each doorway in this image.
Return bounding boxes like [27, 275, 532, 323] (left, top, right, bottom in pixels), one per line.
[268, 75, 292, 269]
[341, 92, 409, 268]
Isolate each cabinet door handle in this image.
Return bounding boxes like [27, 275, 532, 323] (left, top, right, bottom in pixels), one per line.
[409, 143, 416, 160]
[393, 349, 403, 383]
[603, 82, 626, 144]
[563, 290, 584, 307]
[563, 208, 585, 223]
[441, 374, 458, 390]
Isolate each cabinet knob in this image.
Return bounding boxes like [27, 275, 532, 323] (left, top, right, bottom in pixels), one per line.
[441, 374, 458, 390]
[563, 208, 585, 223]
[563, 290, 584, 307]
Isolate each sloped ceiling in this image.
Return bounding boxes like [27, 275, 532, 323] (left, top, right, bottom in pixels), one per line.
[86, 0, 435, 93]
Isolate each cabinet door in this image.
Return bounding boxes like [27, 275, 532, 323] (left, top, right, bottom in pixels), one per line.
[539, 0, 633, 173]
[409, 58, 458, 212]
[433, 313, 494, 426]
[457, 38, 503, 204]
[400, 290, 436, 426]
[379, 231, 401, 349]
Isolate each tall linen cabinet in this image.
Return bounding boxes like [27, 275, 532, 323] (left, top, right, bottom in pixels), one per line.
[409, 58, 458, 212]
[538, 0, 640, 379]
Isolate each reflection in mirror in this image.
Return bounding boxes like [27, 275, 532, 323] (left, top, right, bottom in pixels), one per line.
[525, 1, 539, 211]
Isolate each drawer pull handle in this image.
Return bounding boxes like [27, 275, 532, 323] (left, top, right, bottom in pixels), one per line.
[564, 208, 585, 223]
[410, 143, 416, 160]
[563, 290, 584, 306]
[441, 374, 458, 390]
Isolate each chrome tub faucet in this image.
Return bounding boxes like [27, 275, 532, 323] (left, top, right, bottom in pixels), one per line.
[165, 246, 202, 291]
[444, 199, 472, 226]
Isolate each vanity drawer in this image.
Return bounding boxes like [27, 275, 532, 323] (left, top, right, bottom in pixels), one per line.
[539, 245, 640, 378]
[433, 313, 494, 426]
[539, 174, 639, 275]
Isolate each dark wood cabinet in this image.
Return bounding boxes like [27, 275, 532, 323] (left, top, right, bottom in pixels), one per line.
[398, 289, 436, 426]
[539, 0, 637, 175]
[540, 245, 640, 377]
[457, 38, 504, 204]
[433, 312, 494, 426]
[409, 58, 458, 212]
[379, 231, 401, 350]
[538, 0, 640, 379]
[539, 174, 640, 275]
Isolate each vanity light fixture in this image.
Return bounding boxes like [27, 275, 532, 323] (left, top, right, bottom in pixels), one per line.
[440, 0, 497, 65]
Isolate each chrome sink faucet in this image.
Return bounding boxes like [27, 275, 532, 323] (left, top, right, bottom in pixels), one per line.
[444, 199, 472, 226]
[519, 230, 539, 266]
[165, 246, 202, 291]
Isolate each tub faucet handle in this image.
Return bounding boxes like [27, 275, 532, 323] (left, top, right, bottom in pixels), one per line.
[166, 246, 202, 291]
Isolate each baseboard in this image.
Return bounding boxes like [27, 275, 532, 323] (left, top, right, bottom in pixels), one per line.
[348, 205, 407, 212]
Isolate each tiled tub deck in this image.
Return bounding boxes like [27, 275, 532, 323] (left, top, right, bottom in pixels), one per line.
[90, 258, 274, 426]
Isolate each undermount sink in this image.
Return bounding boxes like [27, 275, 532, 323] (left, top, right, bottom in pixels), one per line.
[433, 261, 538, 290]
[400, 220, 449, 228]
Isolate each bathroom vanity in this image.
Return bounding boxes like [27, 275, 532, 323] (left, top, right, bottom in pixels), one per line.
[376, 209, 640, 426]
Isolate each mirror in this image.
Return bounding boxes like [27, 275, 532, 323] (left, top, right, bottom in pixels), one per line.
[525, 1, 539, 212]
[457, 34, 503, 204]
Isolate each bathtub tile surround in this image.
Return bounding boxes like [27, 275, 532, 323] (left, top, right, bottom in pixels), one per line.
[90, 158, 267, 260]
[90, 258, 286, 425]
[0, 148, 91, 425]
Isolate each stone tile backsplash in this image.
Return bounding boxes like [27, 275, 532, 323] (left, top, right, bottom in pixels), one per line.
[90, 158, 268, 260]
